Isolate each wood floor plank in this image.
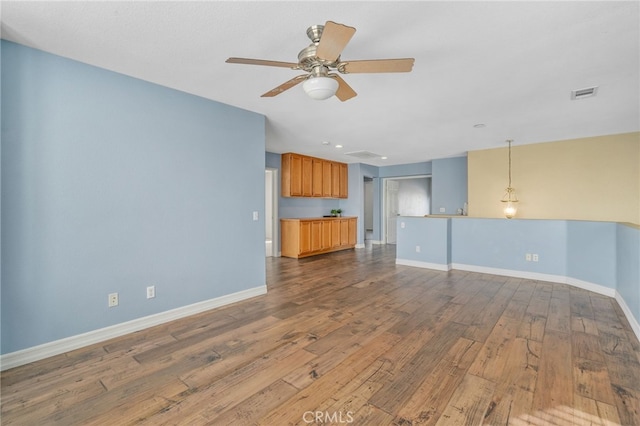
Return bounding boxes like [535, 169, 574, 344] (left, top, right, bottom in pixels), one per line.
[548, 293, 572, 333]
[573, 394, 622, 426]
[257, 331, 401, 425]
[393, 337, 481, 425]
[533, 329, 573, 411]
[2, 245, 638, 425]
[467, 313, 522, 382]
[573, 357, 616, 405]
[434, 373, 496, 425]
[368, 321, 468, 415]
[570, 289, 600, 335]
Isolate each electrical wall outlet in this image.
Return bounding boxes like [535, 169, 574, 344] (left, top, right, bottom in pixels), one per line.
[252, 211, 259, 221]
[416, 245, 421, 253]
[439, 207, 446, 213]
[526, 253, 532, 261]
[108, 292, 118, 307]
[146, 286, 155, 299]
[400, 222, 405, 229]
[532, 254, 539, 262]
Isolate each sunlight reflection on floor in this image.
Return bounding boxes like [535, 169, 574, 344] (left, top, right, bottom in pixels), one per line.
[510, 405, 620, 426]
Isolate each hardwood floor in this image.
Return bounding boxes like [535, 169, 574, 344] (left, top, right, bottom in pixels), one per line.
[2, 245, 640, 425]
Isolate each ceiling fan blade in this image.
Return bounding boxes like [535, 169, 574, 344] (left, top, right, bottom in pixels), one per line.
[226, 57, 298, 69]
[316, 21, 356, 63]
[261, 75, 307, 97]
[340, 58, 415, 74]
[332, 75, 357, 102]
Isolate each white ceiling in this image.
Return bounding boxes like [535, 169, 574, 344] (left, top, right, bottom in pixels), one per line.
[2, 1, 638, 166]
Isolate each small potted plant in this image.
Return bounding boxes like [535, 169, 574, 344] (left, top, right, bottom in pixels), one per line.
[330, 209, 338, 217]
[336, 209, 342, 217]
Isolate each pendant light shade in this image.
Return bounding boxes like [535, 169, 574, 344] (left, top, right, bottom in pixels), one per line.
[500, 139, 519, 219]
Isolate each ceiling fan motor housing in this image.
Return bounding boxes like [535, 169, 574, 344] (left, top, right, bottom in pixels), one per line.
[298, 25, 339, 72]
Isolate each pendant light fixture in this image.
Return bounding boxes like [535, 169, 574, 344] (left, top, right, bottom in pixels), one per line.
[501, 139, 519, 219]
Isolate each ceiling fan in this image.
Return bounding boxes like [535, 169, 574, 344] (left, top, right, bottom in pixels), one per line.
[226, 21, 415, 102]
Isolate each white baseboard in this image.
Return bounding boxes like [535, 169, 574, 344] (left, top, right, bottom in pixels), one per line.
[615, 291, 640, 343]
[396, 258, 451, 272]
[355, 243, 366, 249]
[369, 240, 385, 245]
[452, 263, 616, 297]
[0, 285, 267, 371]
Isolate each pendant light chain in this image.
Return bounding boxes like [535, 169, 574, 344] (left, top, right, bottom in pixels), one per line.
[508, 139, 513, 188]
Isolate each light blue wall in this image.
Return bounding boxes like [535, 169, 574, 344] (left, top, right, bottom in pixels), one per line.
[567, 221, 617, 288]
[340, 163, 363, 243]
[379, 161, 432, 178]
[617, 224, 640, 321]
[396, 216, 450, 266]
[1, 41, 266, 354]
[431, 156, 468, 215]
[452, 218, 567, 276]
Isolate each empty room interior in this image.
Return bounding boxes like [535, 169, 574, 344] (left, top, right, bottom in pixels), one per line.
[1, 2, 639, 425]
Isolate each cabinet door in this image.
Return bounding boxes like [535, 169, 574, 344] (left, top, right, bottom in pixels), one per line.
[289, 154, 303, 196]
[331, 220, 341, 248]
[321, 220, 332, 250]
[331, 162, 340, 198]
[312, 159, 323, 197]
[310, 221, 323, 252]
[302, 156, 313, 197]
[299, 221, 312, 254]
[348, 218, 357, 246]
[339, 163, 348, 198]
[322, 161, 333, 197]
[340, 219, 350, 246]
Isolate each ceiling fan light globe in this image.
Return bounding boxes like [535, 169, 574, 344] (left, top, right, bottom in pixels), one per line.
[303, 77, 338, 100]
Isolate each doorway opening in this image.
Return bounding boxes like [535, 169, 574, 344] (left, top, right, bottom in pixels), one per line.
[382, 176, 431, 244]
[265, 168, 278, 257]
[363, 177, 374, 244]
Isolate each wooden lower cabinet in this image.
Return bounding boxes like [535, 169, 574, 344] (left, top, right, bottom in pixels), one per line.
[281, 217, 357, 258]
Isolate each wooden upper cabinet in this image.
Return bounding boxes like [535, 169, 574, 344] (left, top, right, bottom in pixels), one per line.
[281, 153, 302, 197]
[331, 162, 340, 198]
[339, 163, 348, 198]
[282, 153, 348, 199]
[312, 159, 324, 197]
[301, 156, 313, 197]
[322, 161, 333, 197]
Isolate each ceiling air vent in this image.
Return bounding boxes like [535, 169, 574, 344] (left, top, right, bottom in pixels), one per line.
[345, 151, 382, 159]
[571, 86, 598, 100]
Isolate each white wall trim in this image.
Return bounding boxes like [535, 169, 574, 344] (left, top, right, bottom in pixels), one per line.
[615, 291, 640, 343]
[0, 285, 267, 371]
[451, 263, 616, 297]
[565, 276, 616, 298]
[396, 258, 451, 272]
[370, 240, 385, 245]
[355, 243, 366, 249]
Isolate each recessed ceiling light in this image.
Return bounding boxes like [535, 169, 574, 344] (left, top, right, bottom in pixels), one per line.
[381, 156, 388, 160]
[473, 123, 486, 128]
[335, 144, 343, 149]
[322, 141, 331, 145]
